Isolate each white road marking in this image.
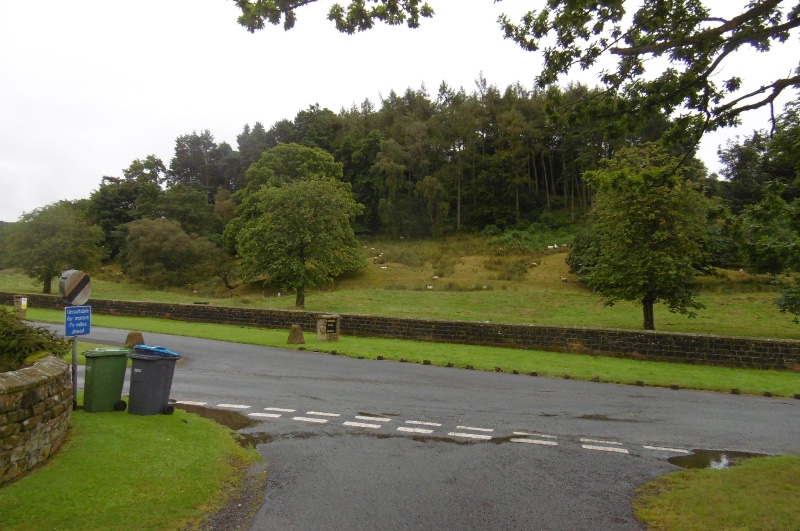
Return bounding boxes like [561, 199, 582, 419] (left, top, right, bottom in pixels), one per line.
[405, 420, 442, 427]
[582, 444, 629, 454]
[249, 413, 281, 418]
[644, 446, 691, 454]
[175, 400, 207, 406]
[398, 427, 434, 434]
[293, 416, 329, 424]
[355, 415, 391, 422]
[456, 426, 494, 432]
[513, 432, 557, 439]
[344, 421, 381, 429]
[449, 432, 492, 440]
[307, 411, 340, 417]
[511, 438, 559, 446]
[217, 404, 251, 409]
[580, 438, 623, 445]
[265, 407, 296, 413]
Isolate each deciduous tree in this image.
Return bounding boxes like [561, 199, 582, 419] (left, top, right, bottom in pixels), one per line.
[124, 218, 222, 288]
[232, 178, 365, 308]
[567, 143, 711, 330]
[6, 202, 104, 293]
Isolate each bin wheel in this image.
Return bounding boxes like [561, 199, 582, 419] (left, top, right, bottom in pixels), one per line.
[163, 405, 175, 415]
[113, 400, 128, 412]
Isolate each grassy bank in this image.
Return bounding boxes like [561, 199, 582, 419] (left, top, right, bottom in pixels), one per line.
[0, 407, 261, 530]
[635, 454, 800, 529]
[23, 308, 800, 398]
[2, 248, 797, 339]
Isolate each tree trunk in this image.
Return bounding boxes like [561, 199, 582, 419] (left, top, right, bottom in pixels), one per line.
[42, 277, 52, 294]
[642, 294, 655, 330]
[456, 171, 462, 232]
[295, 286, 305, 309]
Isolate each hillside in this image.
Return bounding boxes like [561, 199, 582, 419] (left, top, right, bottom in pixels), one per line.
[1, 235, 796, 340]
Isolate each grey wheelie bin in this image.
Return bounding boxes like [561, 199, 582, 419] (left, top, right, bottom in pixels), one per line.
[83, 347, 132, 412]
[127, 345, 181, 415]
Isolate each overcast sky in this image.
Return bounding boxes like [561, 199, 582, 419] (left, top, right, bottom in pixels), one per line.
[1, 1, 798, 223]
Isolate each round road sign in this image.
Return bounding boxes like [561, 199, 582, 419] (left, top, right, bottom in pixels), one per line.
[59, 269, 92, 306]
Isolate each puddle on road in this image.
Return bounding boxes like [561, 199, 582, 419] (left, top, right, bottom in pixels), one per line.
[669, 450, 766, 469]
[174, 403, 272, 448]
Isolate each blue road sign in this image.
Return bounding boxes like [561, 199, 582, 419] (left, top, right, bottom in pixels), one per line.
[65, 305, 91, 337]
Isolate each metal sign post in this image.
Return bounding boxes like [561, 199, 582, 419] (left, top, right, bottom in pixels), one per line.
[60, 270, 92, 409]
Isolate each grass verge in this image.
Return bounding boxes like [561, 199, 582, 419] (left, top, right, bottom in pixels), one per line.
[0, 407, 261, 530]
[23, 308, 800, 398]
[634, 454, 800, 530]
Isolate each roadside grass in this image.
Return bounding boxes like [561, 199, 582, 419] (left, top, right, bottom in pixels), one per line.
[634, 454, 800, 530]
[0, 408, 261, 531]
[23, 308, 800, 398]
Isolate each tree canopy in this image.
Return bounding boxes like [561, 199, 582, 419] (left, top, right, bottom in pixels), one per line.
[5, 202, 105, 294]
[234, 0, 433, 33]
[232, 1, 800, 148]
[500, 0, 800, 143]
[567, 143, 712, 330]
[233, 177, 365, 308]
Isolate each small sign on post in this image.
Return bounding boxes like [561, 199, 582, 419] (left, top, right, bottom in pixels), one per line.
[65, 305, 91, 337]
[60, 270, 92, 410]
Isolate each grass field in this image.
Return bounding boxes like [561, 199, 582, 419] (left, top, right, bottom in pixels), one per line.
[1, 242, 797, 339]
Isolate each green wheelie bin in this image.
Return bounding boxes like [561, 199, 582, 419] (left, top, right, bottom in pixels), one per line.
[83, 347, 132, 412]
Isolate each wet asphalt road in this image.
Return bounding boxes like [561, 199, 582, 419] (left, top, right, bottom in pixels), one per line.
[59, 325, 800, 530]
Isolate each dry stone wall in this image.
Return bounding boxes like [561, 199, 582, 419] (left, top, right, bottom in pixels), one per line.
[0, 356, 72, 486]
[3, 292, 799, 371]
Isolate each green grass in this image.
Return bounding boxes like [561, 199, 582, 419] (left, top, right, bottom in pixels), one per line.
[0, 408, 261, 530]
[22, 308, 800, 398]
[3, 251, 798, 340]
[634, 454, 800, 530]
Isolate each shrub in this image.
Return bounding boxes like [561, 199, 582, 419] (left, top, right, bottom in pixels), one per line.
[0, 309, 69, 372]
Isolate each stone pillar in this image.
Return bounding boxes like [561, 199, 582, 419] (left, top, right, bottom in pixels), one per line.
[13, 295, 27, 320]
[316, 314, 340, 342]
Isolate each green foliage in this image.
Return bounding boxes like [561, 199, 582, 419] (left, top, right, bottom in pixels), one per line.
[570, 143, 712, 330]
[234, 0, 434, 33]
[487, 222, 575, 254]
[739, 182, 800, 274]
[124, 218, 222, 288]
[147, 183, 220, 240]
[777, 277, 800, 323]
[0, 308, 69, 372]
[242, 142, 343, 191]
[87, 172, 162, 259]
[5, 202, 105, 293]
[500, 1, 800, 144]
[233, 177, 366, 308]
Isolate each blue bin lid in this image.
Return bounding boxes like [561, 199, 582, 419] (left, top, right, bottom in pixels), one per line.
[132, 345, 182, 358]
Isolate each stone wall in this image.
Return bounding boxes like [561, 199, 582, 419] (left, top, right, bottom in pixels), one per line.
[1, 356, 72, 486]
[3, 292, 800, 371]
